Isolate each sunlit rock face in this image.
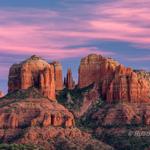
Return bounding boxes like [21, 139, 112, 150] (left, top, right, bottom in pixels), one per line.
[50, 61, 63, 91]
[78, 54, 150, 103]
[64, 68, 75, 90]
[8, 55, 56, 100]
[78, 54, 119, 88]
[0, 97, 74, 129]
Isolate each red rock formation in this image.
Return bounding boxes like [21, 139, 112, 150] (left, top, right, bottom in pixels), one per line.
[65, 117, 75, 128]
[0, 91, 4, 98]
[0, 95, 75, 129]
[8, 55, 56, 100]
[39, 66, 56, 100]
[78, 54, 150, 103]
[102, 65, 150, 103]
[42, 113, 51, 127]
[51, 61, 63, 91]
[0, 91, 103, 150]
[8, 113, 19, 129]
[78, 54, 119, 88]
[65, 68, 75, 90]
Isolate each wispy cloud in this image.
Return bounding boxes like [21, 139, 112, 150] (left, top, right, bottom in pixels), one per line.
[0, 7, 116, 61]
[0, 0, 149, 62]
[88, 0, 150, 46]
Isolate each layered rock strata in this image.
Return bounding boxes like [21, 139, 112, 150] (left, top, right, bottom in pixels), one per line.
[0, 96, 74, 129]
[78, 54, 150, 103]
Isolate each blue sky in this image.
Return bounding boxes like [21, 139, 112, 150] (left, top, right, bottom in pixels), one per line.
[0, 0, 150, 93]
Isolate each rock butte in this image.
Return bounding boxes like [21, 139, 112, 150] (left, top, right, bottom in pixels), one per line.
[51, 61, 63, 91]
[8, 55, 56, 101]
[78, 54, 150, 103]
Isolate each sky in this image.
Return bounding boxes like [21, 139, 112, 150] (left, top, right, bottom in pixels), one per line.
[0, 0, 150, 93]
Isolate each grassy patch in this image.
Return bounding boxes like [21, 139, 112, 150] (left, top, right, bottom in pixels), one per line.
[0, 143, 43, 150]
[76, 98, 104, 129]
[4, 87, 44, 100]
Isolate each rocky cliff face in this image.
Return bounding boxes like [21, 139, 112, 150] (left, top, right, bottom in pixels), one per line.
[102, 65, 150, 103]
[78, 54, 150, 103]
[64, 68, 75, 90]
[51, 61, 63, 91]
[8, 55, 56, 101]
[0, 91, 4, 98]
[79, 54, 119, 88]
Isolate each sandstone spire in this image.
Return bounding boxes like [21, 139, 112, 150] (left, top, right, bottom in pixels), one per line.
[65, 68, 75, 90]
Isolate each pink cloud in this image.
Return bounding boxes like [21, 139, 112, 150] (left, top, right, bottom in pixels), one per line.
[87, 0, 150, 46]
[0, 9, 115, 60]
[0, 0, 150, 62]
